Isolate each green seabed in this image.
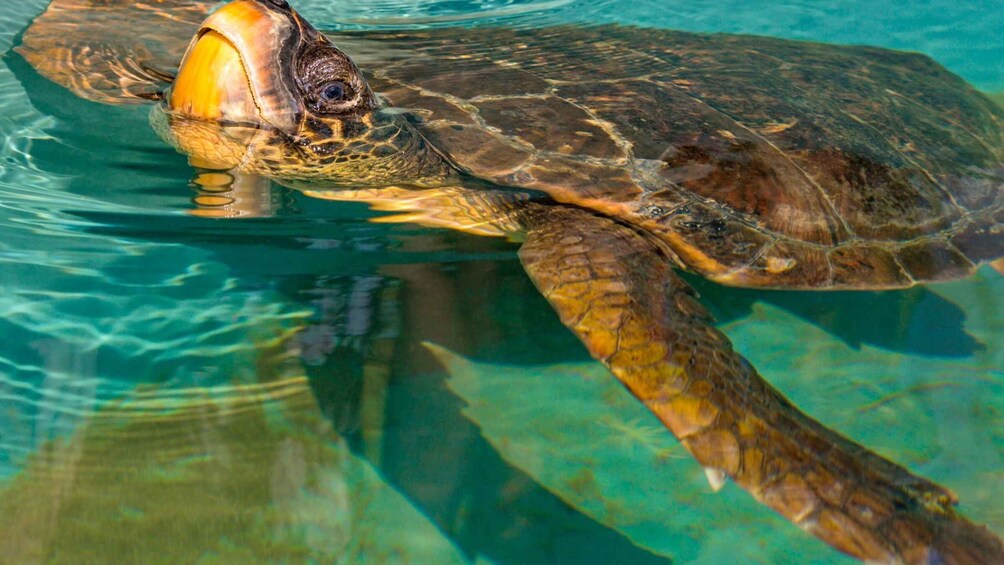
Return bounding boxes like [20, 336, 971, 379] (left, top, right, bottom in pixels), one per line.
[0, 329, 467, 564]
[0, 268, 1000, 563]
[434, 268, 1004, 563]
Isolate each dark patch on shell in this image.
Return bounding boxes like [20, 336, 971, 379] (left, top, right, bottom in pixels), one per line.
[828, 244, 910, 287]
[951, 217, 1004, 261]
[896, 240, 975, 281]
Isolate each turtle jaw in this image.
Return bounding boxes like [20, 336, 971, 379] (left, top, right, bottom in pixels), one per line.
[169, 0, 304, 132]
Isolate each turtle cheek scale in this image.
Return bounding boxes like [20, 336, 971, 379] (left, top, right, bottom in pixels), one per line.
[272, 110, 454, 187]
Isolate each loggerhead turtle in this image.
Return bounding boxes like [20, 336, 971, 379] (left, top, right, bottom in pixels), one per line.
[16, 0, 1004, 562]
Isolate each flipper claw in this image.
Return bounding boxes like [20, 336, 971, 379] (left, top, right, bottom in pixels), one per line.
[704, 467, 728, 492]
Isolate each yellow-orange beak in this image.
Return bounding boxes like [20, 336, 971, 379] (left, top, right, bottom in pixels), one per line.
[170, 29, 256, 120]
[169, 0, 300, 129]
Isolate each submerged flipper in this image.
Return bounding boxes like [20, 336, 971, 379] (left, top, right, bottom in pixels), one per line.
[517, 204, 1004, 563]
[992, 258, 1004, 277]
[16, 0, 220, 104]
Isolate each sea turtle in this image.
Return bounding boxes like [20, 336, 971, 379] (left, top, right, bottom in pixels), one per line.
[16, 0, 1004, 562]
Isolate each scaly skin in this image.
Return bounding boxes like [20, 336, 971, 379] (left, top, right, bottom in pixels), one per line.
[518, 204, 1004, 564]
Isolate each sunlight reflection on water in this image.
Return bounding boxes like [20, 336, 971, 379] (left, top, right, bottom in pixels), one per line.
[0, 0, 1001, 562]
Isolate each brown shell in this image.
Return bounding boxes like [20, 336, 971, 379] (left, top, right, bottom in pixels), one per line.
[17, 1, 1004, 288]
[341, 27, 1004, 289]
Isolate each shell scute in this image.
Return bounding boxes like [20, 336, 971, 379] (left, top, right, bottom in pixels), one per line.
[951, 217, 1004, 262]
[423, 122, 533, 178]
[896, 240, 976, 281]
[828, 244, 911, 287]
[475, 96, 625, 161]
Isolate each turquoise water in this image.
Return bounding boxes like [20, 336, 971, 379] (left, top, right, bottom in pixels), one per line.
[0, 0, 1002, 563]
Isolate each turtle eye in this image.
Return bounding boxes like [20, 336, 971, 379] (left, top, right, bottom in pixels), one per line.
[320, 81, 349, 102]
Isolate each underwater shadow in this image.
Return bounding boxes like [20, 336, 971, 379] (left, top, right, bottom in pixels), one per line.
[689, 274, 982, 358]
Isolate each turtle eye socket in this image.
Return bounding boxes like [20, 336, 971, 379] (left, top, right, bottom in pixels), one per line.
[320, 81, 349, 102]
[310, 79, 358, 113]
[296, 44, 374, 115]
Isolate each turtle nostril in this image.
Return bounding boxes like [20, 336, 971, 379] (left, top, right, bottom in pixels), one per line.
[260, 0, 291, 10]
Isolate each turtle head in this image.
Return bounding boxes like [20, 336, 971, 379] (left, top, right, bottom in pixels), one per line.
[159, 0, 450, 186]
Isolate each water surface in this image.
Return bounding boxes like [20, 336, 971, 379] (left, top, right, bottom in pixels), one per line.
[0, 0, 1001, 563]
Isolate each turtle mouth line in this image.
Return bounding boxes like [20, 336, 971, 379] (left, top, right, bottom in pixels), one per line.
[199, 26, 271, 118]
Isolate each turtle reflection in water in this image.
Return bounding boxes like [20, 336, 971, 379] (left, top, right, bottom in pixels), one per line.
[17, 0, 1004, 562]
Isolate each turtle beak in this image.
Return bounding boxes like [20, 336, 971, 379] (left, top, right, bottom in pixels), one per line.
[169, 0, 303, 131]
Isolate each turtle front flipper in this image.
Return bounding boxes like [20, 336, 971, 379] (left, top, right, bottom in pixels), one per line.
[518, 205, 1004, 563]
[16, 0, 221, 104]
